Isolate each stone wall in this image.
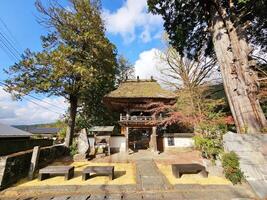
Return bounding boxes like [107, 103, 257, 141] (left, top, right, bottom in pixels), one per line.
[0, 144, 68, 190]
[0, 138, 53, 156]
[223, 132, 267, 199]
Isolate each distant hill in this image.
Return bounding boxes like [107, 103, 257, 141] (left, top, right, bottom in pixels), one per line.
[204, 84, 226, 100]
[14, 123, 58, 131]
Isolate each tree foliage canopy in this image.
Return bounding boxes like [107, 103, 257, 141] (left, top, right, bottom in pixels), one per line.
[148, 0, 267, 58]
[4, 0, 118, 146]
[5, 0, 117, 101]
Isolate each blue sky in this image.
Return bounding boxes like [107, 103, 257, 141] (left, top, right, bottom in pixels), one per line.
[0, 0, 165, 125]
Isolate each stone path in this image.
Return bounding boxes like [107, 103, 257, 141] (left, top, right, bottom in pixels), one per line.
[136, 159, 172, 191]
[0, 186, 256, 200]
[224, 132, 267, 199]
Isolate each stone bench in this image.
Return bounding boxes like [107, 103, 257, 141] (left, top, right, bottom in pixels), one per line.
[82, 166, 114, 181]
[38, 166, 74, 181]
[172, 164, 208, 178]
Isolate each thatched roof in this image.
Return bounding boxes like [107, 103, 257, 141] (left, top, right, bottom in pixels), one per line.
[105, 79, 176, 99]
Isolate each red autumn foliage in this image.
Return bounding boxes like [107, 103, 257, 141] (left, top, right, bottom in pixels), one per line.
[225, 115, 235, 125]
[143, 101, 200, 126]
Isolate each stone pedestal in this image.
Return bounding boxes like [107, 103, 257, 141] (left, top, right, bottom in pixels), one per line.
[149, 126, 158, 152]
[121, 126, 129, 154]
[95, 153, 106, 159]
[73, 153, 88, 161]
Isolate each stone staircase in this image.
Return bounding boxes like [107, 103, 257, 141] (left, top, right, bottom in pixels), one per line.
[223, 132, 267, 199]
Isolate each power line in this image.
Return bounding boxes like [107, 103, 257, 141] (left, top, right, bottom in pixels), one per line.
[0, 81, 66, 112]
[0, 41, 17, 61]
[0, 19, 67, 115]
[23, 96, 64, 115]
[0, 16, 22, 50]
[0, 17, 22, 62]
[0, 80, 67, 112]
[0, 34, 20, 61]
[27, 93, 66, 112]
[0, 81, 66, 114]
[0, 32, 21, 58]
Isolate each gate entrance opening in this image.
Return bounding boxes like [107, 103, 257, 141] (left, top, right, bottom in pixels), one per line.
[128, 128, 151, 151]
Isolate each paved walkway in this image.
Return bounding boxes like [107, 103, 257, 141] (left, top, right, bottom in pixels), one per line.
[136, 160, 172, 191]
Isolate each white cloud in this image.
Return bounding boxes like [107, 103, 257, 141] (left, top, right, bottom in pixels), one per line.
[0, 86, 67, 125]
[102, 0, 163, 43]
[134, 48, 175, 89]
[134, 48, 162, 79]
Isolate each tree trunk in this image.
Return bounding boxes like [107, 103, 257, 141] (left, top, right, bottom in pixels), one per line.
[210, 5, 266, 133]
[65, 95, 78, 147]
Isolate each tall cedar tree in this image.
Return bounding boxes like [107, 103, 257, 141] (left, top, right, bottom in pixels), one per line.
[5, 0, 117, 146]
[148, 0, 267, 133]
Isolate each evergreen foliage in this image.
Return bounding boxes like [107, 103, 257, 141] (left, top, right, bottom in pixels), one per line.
[4, 0, 117, 146]
[147, 0, 267, 57]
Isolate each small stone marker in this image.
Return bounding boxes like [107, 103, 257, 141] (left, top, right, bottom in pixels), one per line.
[28, 146, 40, 180]
[77, 129, 90, 154]
[73, 129, 90, 161]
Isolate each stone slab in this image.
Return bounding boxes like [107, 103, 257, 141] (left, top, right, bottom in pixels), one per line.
[69, 195, 91, 200]
[136, 160, 172, 191]
[77, 129, 90, 155]
[223, 132, 267, 199]
[247, 179, 267, 199]
[237, 152, 266, 165]
[224, 141, 253, 152]
[223, 132, 243, 142]
[52, 195, 72, 200]
[86, 194, 125, 200]
[240, 163, 265, 180]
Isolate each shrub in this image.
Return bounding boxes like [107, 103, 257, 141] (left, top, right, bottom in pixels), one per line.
[193, 134, 223, 161]
[70, 140, 78, 156]
[222, 151, 244, 184]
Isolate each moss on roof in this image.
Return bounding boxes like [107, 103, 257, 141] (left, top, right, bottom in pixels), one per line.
[105, 79, 176, 99]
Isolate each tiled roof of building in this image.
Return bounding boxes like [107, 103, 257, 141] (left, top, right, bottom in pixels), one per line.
[29, 127, 61, 135]
[105, 79, 176, 99]
[0, 123, 33, 138]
